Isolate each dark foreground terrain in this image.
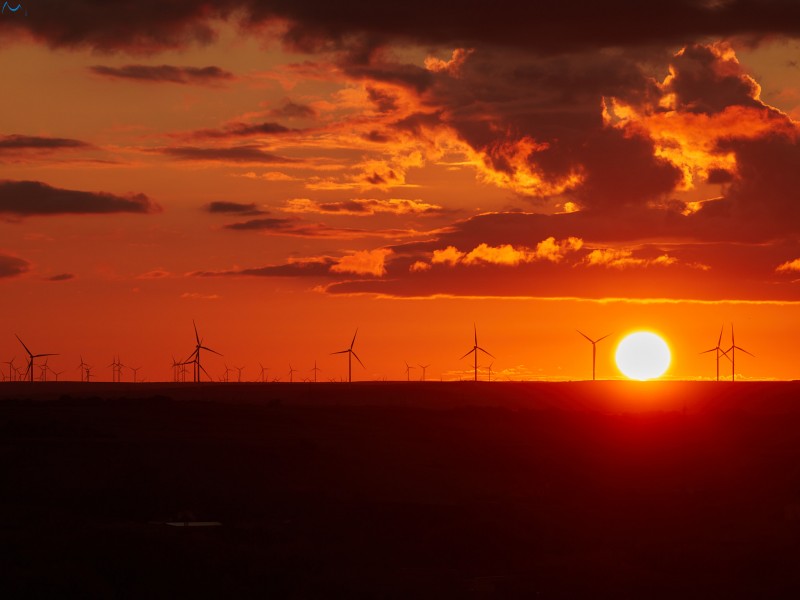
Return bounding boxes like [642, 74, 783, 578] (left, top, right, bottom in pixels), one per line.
[2, 381, 800, 598]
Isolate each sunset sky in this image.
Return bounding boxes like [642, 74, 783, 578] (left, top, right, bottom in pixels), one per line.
[1, 1, 799, 382]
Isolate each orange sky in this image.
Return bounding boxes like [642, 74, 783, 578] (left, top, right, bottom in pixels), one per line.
[1, 3, 799, 382]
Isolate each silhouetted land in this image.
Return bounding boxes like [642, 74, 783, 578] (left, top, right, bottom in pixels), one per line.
[2, 381, 800, 598]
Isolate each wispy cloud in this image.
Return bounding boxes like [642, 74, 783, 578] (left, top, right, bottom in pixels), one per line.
[90, 64, 234, 85]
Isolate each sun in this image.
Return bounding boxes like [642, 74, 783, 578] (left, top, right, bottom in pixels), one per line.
[615, 332, 671, 381]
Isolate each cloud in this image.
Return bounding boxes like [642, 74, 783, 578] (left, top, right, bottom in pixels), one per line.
[583, 248, 678, 269]
[46, 273, 75, 281]
[282, 197, 445, 216]
[193, 257, 337, 278]
[269, 101, 317, 119]
[223, 216, 428, 239]
[776, 258, 800, 273]
[160, 145, 297, 164]
[4, 1, 800, 55]
[89, 64, 234, 84]
[0, 180, 160, 216]
[136, 269, 172, 279]
[205, 201, 265, 215]
[430, 237, 584, 267]
[0, 254, 29, 278]
[189, 121, 295, 139]
[181, 292, 220, 300]
[0, 134, 91, 151]
[330, 248, 393, 277]
[409, 260, 431, 272]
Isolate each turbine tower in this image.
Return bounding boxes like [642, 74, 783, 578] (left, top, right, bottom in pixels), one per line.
[460, 324, 494, 382]
[404, 361, 414, 382]
[700, 325, 730, 382]
[15, 335, 57, 383]
[726, 323, 754, 382]
[576, 330, 611, 381]
[288, 363, 297, 383]
[332, 328, 365, 383]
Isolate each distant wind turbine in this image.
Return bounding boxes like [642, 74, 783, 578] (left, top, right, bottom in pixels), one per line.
[726, 323, 754, 382]
[700, 325, 730, 382]
[16, 334, 58, 383]
[184, 320, 222, 383]
[332, 328, 365, 383]
[404, 361, 414, 382]
[576, 330, 611, 381]
[460, 324, 494, 382]
[419, 363, 430, 382]
[311, 360, 321, 383]
[288, 363, 297, 383]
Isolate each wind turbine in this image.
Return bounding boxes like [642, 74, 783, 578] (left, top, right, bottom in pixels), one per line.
[235, 366, 244, 383]
[404, 361, 414, 381]
[700, 325, 730, 382]
[332, 328, 365, 383]
[15, 335, 58, 383]
[311, 360, 321, 383]
[460, 324, 494, 382]
[3, 357, 17, 382]
[483, 361, 494, 382]
[131, 366, 142, 383]
[78, 356, 89, 383]
[259, 363, 268, 383]
[576, 330, 611, 381]
[726, 323, 754, 382]
[184, 320, 222, 383]
[419, 363, 430, 382]
[288, 363, 297, 383]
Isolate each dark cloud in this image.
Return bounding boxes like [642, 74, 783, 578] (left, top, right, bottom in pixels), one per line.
[0, 254, 29, 278]
[193, 258, 337, 278]
[223, 216, 419, 238]
[190, 122, 294, 139]
[3, 1, 800, 55]
[89, 64, 234, 84]
[366, 86, 399, 113]
[269, 101, 317, 119]
[205, 201, 265, 215]
[47, 273, 75, 281]
[0, 180, 160, 216]
[0, 134, 91, 150]
[160, 145, 296, 163]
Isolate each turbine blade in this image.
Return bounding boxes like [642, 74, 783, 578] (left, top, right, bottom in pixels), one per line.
[699, 348, 717, 354]
[34, 353, 58, 358]
[350, 328, 358, 350]
[200, 346, 223, 357]
[717, 325, 724, 348]
[576, 330, 593, 343]
[460, 348, 476, 360]
[331, 349, 349, 355]
[193, 320, 200, 345]
[477, 346, 496, 359]
[15, 334, 32, 357]
[473, 323, 477, 346]
[736, 346, 755, 357]
[352, 351, 365, 369]
[596, 333, 612, 343]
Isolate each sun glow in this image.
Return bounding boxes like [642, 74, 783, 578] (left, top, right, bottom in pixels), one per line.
[615, 332, 671, 381]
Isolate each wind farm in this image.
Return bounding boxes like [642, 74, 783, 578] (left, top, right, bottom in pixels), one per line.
[3, 1, 800, 596]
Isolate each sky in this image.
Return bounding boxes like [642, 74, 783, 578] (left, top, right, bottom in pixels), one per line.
[0, 0, 799, 382]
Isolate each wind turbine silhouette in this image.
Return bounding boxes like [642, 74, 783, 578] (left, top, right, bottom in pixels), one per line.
[419, 363, 430, 382]
[15, 335, 57, 383]
[726, 323, 754, 382]
[482, 361, 494, 382]
[700, 325, 730, 382]
[4, 357, 17, 382]
[576, 330, 611, 381]
[185, 320, 222, 383]
[78, 356, 89, 383]
[288, 363, 297, 383]
[404, 361, 414, 381]
[332, 328, 364, 383]
[460, 324, 494, 382]
[131, 366, 142, 383]
[311, 360, 321, 383]
[259, 363, 268, 383]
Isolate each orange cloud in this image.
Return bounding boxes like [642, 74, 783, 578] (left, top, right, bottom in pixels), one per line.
[409, 260, 431, 272]
[776, 258, 800, 273]
[432, 237, 584, 267]
[330, 248, 393, 276]
[283, 197, 444, 216]
[583, 249, 677, 269]
[424, 48, 474, 77]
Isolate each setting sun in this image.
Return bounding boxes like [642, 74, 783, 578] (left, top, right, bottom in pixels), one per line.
[615, 332, 672, 380]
